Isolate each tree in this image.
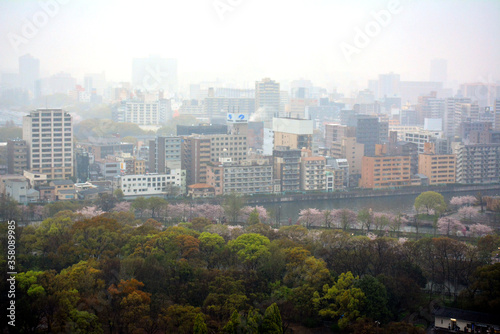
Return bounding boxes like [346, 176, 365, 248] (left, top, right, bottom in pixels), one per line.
[322, 210, 334, 229]
[97, 192, 117, 212]
[333, 209, 357, 231]
[437, 217, 464, 237]
[239, 206, 268, 223]
[112, 201, 131, 212]
[458, 206, 479, 223]
[414, 191, 446, 216]
[147, 197, 167, 219]
[261, 303, 283, 334]
[113, 189, 124, 201]
[247, 209, 261, 225]
[223, 193, 245, 224]
[193, 313, 208, 334]
[357, 208, 373, 233]
[312, 271, 365, 329]
[228, 233, 271, 270]
[132, 197, 149, 218]
[354, 275, 391, 323]
[470, 224, 493, 237]
[476, 192, 485, 212]
[76, 206, 105, 219]
[297, 208, 322, 228]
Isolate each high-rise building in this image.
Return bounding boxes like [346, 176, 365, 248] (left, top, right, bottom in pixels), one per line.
[430, 58, 447, 84]
[495, 99, 500, 130]
[273, 117, 314, 151]
[300, 156, 326, 191]
[444, 97, 472, 138]
[255, 78, 280, 127]
[359, 148, 411, 189]
[148, 136, 182, 173]
[273, 146, 301, 193]
[454, 142, 500, 184]
[19, 54, 40, 93]
[378, 73, 400, 99]
[23, 109, 73, 180]
[7, 139, 28, 175]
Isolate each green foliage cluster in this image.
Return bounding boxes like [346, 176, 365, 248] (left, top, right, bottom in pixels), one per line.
[1, 202, 498, 333]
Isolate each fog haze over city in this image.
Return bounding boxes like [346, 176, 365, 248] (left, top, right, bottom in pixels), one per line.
[1, 0, 499, 92]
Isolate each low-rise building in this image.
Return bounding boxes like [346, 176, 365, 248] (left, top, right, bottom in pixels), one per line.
[187, 183, 215, 198]
[119, 171, 186, 198]
[50, 179, 76, 200]
[4, 178, 30, 204]
[206, 159, 273, 196]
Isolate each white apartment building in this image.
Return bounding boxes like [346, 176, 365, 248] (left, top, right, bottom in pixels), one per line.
[120, 100, 171, 125]
[23, 109, 73, 180]
[119, 171, 186, 198]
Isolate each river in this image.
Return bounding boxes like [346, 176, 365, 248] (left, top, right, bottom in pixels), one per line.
[259, 189, 500, 229]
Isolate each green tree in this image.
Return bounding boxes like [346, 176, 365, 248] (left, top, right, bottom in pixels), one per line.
[223, 193, 245, 224]
[313, 271, 366, 329]
[414, 191, 446, 216]
[354, 275, 391, 323]
[113, 188, 124, 201]
[193, 313, 208, 334]
[228, 233, 271, 270]
[261, 303, 283, 334]
[132, 197, 149, 218]
[148, 197, 167, 219]
[357, 208, 372, 233]
[247, 209, 261, 225]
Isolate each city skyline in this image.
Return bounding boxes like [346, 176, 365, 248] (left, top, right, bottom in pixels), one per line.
[1, 0, 499, 93]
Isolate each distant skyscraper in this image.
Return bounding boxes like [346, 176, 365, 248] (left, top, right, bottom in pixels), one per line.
[378, 73, 400, 99]
[255, 78, 280, 128]
[132, 56, 178, 94]
[23, 109, 74, 180]
[430, 58, 447, 84]
[19, 54, 40, 93]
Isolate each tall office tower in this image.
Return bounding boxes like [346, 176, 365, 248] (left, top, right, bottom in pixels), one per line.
[430, 58, 447, 84]
[22, 109, 73, 180]
[255, 78, 280, 127]
[19, 54, 40, 93]
[273, 117, 314, 151]
[495, 99, 500, 130]
[417, 92, 445, 124]
[132, 56, 178, 94]
[378, 73, 400, 99]
[461, 82, 497, 110]
[346, 115, 380, 156]
[7, 139, 29, 175]
[148, 136, 182, 173]
[444, 97, 472, 138]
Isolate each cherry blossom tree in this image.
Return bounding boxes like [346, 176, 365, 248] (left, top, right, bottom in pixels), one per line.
[113, 201, 131, 212]
[76, 206, 105, 219]
[168, 203, 191, 222]
[372, 212, 395, 233]
[458, 206, 479, 223]
[470, 224, 493, 237]
[322, 209, 335, 229]
[239, 206, 269, 223]
[437, 217, 464, 237]
[195, 204, 225, 222]
[298, 208, 323, 228]
[389, 213, 408, 236]
[333, 209, 357, 231]
[450, 195, 476, 207]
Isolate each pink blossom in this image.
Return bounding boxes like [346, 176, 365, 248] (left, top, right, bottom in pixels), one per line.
[367, 232, 377, 240]
[168, 203, 191, 221]
[332, 209, 357, 230]
[470, 224, 493, 237]
[113, 201, 131, 212]
[239, 206, 269, 223]
[438, 217, 464, 236]
[458, 206, 479, 222]
[76, 206, 105, 219]
[298, 208, 323, 228]
[450, 195, 476, 207]
[195, 204, 225, 222]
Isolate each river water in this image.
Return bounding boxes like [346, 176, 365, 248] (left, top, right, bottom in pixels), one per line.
[260, 189, 500, 230]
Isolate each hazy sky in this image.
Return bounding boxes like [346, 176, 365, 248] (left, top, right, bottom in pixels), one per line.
[1, 0, 499, 93]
